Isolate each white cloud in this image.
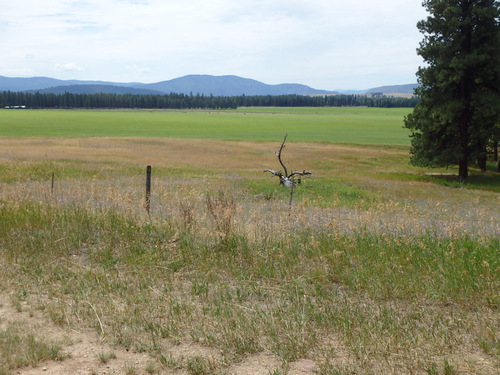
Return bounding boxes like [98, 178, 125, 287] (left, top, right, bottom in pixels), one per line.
[0, 0, 428, 88]
[54, 63, 85, 72]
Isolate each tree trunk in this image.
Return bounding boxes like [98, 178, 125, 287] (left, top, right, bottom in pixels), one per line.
[477, 156, 487, 172]
[459, 158, 469, 180]
[459, 115, 470, 180]
[458, 5, 473, 181]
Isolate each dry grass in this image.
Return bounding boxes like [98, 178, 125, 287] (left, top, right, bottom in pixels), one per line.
[0, 137, 406, 172]
[0, 137, 499, 375]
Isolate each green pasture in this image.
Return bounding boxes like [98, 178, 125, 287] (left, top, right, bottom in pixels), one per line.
[0, 107, 412, 144]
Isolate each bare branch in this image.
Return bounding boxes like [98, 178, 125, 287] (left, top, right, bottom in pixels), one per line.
[264, 134, 311, 192]
[264, 169, 281, 176]
[263, 134, 312, 209]
[289, 170, 312, 178]
[277, 134, 288, 177]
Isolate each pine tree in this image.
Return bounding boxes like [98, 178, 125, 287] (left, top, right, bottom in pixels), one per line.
[404, 0, 500, 179]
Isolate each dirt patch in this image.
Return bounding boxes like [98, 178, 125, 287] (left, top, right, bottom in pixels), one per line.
[1, 294, 320, 375]
[226, 353, 281, 374]
[1, 293, 152, 375]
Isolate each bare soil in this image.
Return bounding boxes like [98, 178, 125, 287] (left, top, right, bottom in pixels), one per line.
[1, 293, 319, 375]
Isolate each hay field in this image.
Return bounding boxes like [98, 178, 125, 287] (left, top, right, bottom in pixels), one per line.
[0, 112, 499, 375]
[0, 107, 412, 144]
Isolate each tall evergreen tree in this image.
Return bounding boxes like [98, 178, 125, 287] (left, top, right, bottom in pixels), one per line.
[404, 0, 500, 179]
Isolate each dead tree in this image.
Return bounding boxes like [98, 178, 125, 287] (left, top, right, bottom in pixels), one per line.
[264, 134, 311, 207]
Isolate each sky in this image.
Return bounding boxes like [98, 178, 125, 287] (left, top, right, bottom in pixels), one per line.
[0, 0, 429, 90]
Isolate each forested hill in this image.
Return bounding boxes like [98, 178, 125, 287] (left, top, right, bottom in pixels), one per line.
[30, 84, 164, 96]
[0, 74, 339, 96]
[139, 75, 339, 96]
[368, 83, 419, 95]
[0, 74, 419, 96]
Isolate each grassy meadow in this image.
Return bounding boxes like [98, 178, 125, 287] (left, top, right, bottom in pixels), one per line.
[0, 108, 499, 375]
[0, 107, 412, 144]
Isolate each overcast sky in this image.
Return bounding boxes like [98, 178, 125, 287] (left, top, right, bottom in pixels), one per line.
[0, 0, 428, 90]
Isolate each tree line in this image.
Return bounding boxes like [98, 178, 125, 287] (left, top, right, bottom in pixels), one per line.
[0, 91, 419, 110]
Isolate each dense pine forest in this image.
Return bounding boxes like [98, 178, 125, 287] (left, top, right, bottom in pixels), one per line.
[1, 91, 418, 109]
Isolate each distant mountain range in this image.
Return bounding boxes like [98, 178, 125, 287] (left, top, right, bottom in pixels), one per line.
[367, 83, 419, 95]
[0, 74, 418, 96]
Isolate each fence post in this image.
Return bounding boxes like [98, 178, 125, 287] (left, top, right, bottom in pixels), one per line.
[51, 171, 55, 195]
[145, 165, 152, 214]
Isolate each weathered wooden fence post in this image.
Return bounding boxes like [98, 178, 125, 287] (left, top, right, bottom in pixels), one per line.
[51, 171, 55, 195]
[145, 165, 152, 214]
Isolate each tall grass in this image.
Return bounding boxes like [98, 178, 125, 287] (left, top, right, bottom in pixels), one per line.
[0, 165, 498, 374]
